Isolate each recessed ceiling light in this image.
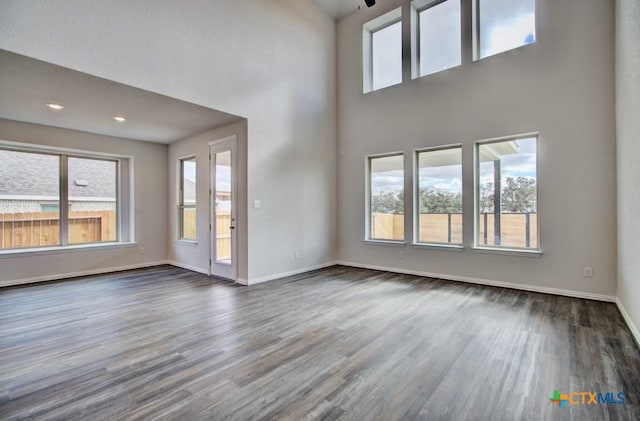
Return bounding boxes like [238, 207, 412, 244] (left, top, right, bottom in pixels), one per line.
[113, 116, 126, 123]
[46, 103, 64, 110]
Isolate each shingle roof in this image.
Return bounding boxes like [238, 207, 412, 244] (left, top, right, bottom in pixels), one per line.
[0, 149, 116, 198]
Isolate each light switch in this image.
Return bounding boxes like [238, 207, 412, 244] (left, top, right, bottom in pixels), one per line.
[253, 200, 261, 209]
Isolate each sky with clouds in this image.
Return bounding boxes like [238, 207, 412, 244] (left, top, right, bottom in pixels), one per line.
[371, 138, 536, 197]
[479, 137, 536, 185]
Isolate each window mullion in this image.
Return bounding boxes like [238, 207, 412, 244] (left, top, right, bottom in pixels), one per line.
[60, 155, 69, 246]
[369, 30, 374, 89]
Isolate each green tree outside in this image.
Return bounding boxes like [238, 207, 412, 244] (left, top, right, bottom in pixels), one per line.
[371, 176, 536, 214]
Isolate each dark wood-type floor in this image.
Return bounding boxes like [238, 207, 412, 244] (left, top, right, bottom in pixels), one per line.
[0, 265, 638, 420]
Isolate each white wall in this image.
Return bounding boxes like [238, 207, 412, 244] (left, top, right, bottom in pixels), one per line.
[0, 0, 338, 281]
[0, 119, 168, 285]
[616, 0, 640, 339]
[168, 120, 248, 280]
[337, 0, 617, 296]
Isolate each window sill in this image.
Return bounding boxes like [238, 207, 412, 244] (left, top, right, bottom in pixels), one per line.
[363, 239, 406, 247]
[0, 242, 137, 258]
[471, 246, 543, 257]
[175, 240, 198, 246]
[412, 243, 464, 252]
[364, 80, 402, 95]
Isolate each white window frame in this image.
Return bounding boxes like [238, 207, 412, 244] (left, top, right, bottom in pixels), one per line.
[365, 151, 406, 244]
[473, 133, 541, 255]
[363, 7, 403, 93]
[178, 156, 197, 242]
[413, 144, 464, 248]
[411, 0, 462, 79]
[0, 142, 131, 254]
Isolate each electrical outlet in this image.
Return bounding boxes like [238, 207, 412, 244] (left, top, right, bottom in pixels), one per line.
[584, 267, 593, 278]
[139, 247, 145, 255]
[295, 251, 300, 260]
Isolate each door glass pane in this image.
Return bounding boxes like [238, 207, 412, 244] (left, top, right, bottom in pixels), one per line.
[215, 150, 232, 264]
[68, 157, 117, 244]
[0, 149, 60, 249]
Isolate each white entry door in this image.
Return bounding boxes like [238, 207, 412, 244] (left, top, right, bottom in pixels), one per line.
[209, 136, 237, 281]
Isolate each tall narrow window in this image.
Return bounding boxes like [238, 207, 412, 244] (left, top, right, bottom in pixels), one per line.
[475, 0, 536, 59]
[179, 157, 196, 241]
[476, 135, 538, 250]
[68, 157, 118, 244]
[416, 146, 462, 245]
[364, 8, 403, 93]
[413, 0, 461, 78]
[368, 153, 404, 241]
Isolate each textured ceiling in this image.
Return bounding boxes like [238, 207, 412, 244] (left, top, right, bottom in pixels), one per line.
[0, 50, 241, 144]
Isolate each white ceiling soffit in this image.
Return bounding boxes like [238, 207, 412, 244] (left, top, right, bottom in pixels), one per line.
[0, 49, 242, 144]
[311, 0, 368, 20]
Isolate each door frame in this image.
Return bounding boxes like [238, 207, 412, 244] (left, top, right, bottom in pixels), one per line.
[208, 135, 238, 281]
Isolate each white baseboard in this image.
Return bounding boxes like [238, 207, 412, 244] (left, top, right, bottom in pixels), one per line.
[0, 260, 169, 288]
[166, 261, 209, 275]
[616, 298, 640, 348]
[336, 261, 617, 302]
[241, 261, 338, 286]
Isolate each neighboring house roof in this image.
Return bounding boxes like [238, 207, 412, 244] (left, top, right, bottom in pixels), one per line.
[183, 178, 196, 204]
[0, 150, 116, 199]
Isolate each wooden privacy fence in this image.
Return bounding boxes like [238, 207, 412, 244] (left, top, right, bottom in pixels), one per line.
[0, 211, 116, 249]
[182, 209, 231, 260]
[215, 212, 231, 261]
[371, 212, 537, 248]
[478, 212, 537, 249]
[183, 208, 196, 240]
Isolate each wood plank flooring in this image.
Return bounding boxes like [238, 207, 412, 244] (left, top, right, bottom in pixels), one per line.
[0, 265, 638, 420]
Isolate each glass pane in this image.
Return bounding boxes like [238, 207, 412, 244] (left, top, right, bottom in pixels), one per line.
[477, 137, 537, 249]
[370, 154, 404, 241]
[181, 158, 196, 240]
[372, 21, 403, 90]
[0, 150, 60, 249]
[419, 0, 461, 76]
[417, 148, 462, 244]
[479, 0, 536, 59]
[182, 207, 196, 241]
[215, 150, 232, 263]
[182, 159, 196, 206]
[68, 157, 117, 244]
